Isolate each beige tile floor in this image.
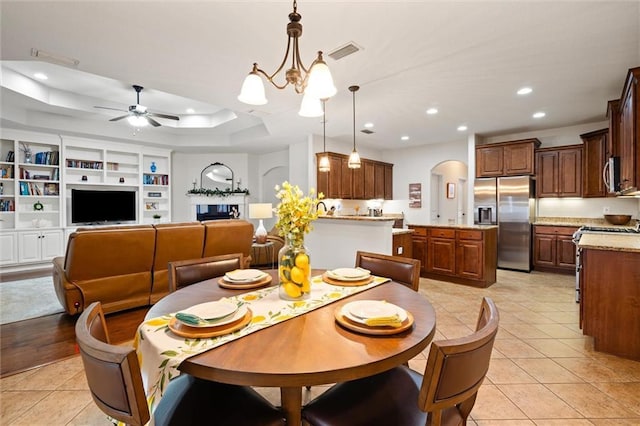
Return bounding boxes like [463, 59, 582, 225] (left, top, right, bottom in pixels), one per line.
[2, 270, 640, 425]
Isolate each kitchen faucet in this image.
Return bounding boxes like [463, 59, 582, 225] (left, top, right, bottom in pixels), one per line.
[316, 201, 327, 214]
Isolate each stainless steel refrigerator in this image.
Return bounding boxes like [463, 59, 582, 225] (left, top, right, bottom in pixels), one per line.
[474, 176, 535, 272]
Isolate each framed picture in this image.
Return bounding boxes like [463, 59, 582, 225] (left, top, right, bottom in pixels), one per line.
[446, 182, 456, 199]
[409, 183, 422, 208]
[43, 183, 59, 196]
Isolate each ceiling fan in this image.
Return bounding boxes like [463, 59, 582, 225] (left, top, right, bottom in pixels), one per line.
[95, 85, 179, 127]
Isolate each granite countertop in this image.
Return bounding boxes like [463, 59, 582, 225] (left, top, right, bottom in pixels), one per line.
[534, 217, 639, 229]
[317, 215, 396, 222]
[408, 224, 498, 230]
[392, 228, 415, 235]
[578, 233, 640, 253]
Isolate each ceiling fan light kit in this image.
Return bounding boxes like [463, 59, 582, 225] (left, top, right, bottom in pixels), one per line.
[95, 85, 180, 128]
[237, 0, 337, 115]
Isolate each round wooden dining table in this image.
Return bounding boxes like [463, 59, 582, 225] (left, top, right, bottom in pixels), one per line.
[146, 270, 437, 425]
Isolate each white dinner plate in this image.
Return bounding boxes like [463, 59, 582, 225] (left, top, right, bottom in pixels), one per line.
[177, 301, 246, 328]
[224, 269, 268, 282]
[327, 267, 371, 281]
[341, 300, 407, 325]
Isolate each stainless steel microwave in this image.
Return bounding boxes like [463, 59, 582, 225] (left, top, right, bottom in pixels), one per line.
[603, 156, 620, 193]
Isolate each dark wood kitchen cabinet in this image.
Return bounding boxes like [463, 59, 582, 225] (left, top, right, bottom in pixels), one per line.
[617, 67, 640, 193]
[533, 225, 578, 273]
[581, 128, 609, 198]
[427, 227, 457, 275]
[317, 152, 393, 200]
[339, 157, 352, 199]
[409, 226, 427, 275]
[536, 145, 583, 197]
[476, 139, 540, 177]
[392, 231, 413, 259]
[409, 225, 497, 288]
[581, 247, 640, 360]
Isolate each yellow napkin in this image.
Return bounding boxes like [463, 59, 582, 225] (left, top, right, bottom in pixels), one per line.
[364, 314, 403, 328]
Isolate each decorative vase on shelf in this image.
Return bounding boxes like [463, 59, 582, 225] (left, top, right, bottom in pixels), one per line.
[278, 235, 311, 301]
[150, 161, 157, 173]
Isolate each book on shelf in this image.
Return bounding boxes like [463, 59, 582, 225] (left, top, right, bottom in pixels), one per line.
[5, 151, 14, 162]
[66, 158, 103, 169]
[19, 181, 29, 195]
[0, 199, 15, 212]
[34, 151, 59, 165]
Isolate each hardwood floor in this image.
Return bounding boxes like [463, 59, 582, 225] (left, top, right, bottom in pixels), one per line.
[0, 306, 149, 377]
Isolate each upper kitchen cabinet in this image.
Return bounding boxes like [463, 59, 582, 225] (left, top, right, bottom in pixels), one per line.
[316, 153, 343, 199]
[581, 128, 609, 198]
[617, 67, 640, 193]
[536, 145, 583, 198]
[316, 152, 393, 200]
[475, 139, 540, 177]
[607, 99, 620, 158]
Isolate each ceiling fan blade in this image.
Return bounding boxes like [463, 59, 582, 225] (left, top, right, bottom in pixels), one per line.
[146, 117, 162, 127]
[109, 115, 130, 122]
[149, 112, 180, 121]
[95, 106, 127, 112]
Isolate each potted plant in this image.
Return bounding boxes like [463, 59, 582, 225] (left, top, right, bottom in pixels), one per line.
[152, 213, 161, 223]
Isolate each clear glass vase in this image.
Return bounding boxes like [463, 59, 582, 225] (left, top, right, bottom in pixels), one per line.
[278, 235, 311, 301]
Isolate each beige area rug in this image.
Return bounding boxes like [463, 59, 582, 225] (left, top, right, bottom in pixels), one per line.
[0, 276, 63, 324]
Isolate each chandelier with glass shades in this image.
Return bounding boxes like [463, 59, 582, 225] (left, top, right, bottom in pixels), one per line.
[237, 0, 337, 115]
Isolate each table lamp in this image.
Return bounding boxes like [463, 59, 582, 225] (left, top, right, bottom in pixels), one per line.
[249, 203, 273, 244]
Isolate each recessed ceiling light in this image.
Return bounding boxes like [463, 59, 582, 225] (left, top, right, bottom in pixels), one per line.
[401, 136, 410, 141]
[517, 87, 532, 95]
[364, 122, 374, 128]
[186, 108, 195, 114]
[34, 72, 48, 80]
[457, 125, 468, 131]
[426, 108, 438, 115]
[533, 111, 546, 118]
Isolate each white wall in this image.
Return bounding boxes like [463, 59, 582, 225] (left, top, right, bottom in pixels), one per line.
[382, 139, 469, 226]
[171, 152, 249, 222]
[482, 121, 609, 148]
[538, 197, 640, 219]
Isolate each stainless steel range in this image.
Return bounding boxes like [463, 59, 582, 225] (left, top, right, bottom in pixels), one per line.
[572, 222, 640, 302]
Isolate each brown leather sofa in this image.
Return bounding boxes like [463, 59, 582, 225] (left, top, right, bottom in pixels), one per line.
[52, 220, 253, 315]
[150, 222, 205, 303]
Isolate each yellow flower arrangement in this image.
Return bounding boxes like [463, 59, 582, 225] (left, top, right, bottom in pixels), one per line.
[274, 181, 323, 247]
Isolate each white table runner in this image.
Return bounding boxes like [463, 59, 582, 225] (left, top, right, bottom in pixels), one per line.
[135, 275, 390, 413]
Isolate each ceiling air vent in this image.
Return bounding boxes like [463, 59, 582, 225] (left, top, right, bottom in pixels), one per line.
[361, 129, 374, 134]
[328, 42, 361, 61]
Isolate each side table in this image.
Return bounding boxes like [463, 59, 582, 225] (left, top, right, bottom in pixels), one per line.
[251, 241, 275, 269]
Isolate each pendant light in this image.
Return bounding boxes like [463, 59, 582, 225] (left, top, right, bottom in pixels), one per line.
[348, 85, 361, 169]
[318, 99, 330, 172]
[237, 0, 337, 109]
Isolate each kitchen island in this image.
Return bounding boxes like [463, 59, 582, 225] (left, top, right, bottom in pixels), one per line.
[408, 224, 498, 288]
[305, 215, 397, 269]
[578, 233, 640, 360]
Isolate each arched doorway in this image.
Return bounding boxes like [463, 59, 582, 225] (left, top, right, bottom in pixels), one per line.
[430, 160, 468, 225]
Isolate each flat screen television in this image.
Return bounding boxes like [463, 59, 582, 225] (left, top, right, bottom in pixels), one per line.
[71, 189, 137, 224]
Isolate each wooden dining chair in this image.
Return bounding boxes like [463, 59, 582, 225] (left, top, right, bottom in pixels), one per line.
[168, 253, 244, 292]
[76, 301, 286, 426]
[302, 297, 499, 426]
[355, 251, 421, 291]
